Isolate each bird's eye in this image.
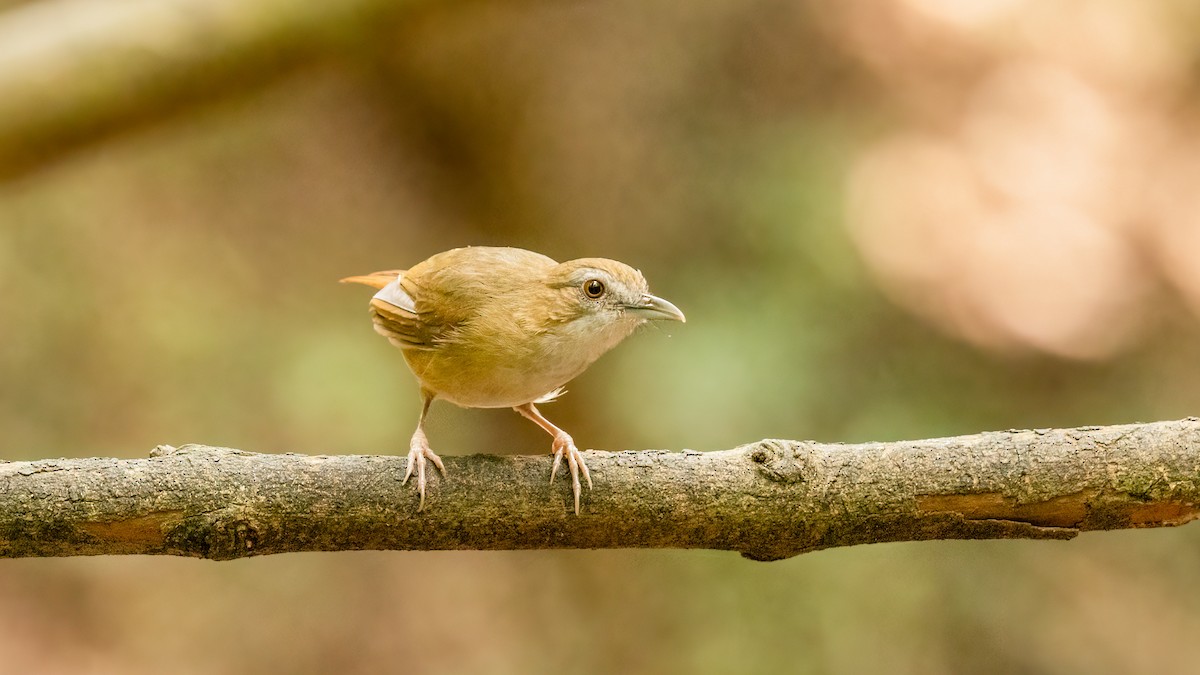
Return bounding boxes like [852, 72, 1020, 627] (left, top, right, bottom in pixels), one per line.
[583, 279, 605, 299]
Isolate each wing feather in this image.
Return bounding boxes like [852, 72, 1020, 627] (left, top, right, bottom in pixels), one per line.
[345, 247, 560, 353]
[368, 276, 437, 349]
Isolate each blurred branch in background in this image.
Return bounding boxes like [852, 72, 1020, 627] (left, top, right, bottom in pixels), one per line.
[0, 0, 430, 180]
[5, 419, 1199, 562]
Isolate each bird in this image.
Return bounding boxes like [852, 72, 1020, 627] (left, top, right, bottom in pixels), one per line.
[340, 246, 685, 514]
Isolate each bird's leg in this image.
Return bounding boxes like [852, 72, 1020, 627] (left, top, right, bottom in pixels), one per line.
[404, 390, 445, 511]
[513, 402, 592, 515]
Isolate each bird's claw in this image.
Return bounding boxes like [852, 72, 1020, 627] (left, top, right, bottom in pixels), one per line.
[550, 432, 592, 515]
[403, 428, 446, 511]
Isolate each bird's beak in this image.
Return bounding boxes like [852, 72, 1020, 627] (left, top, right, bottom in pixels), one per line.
[625, 293, 686, 323]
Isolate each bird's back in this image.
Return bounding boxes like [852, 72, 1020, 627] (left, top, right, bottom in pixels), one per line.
[401, 247, 558, 332]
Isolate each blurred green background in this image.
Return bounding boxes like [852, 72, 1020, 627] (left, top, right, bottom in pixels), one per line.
[4, 0, 1200, 672]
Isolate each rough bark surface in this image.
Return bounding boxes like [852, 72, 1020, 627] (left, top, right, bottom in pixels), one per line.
[3, 419, 1199, 561]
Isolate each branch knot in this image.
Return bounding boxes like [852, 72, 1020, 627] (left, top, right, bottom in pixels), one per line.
[747, 439, 821, 485]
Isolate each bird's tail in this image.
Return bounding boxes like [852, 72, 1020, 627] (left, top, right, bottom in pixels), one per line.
[338, 270, 406, 290]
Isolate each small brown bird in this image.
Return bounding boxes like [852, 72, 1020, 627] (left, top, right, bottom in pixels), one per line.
[341, 246, 685, 514]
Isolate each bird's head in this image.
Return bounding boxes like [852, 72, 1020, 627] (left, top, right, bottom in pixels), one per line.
[544, 258, 686, 335]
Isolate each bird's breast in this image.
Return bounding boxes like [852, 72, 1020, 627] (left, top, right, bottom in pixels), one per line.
[401, 314, 638, 409]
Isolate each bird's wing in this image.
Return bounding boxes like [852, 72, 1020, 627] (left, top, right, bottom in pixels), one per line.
[368, 276, 439, 349]
[348, 248, 561, 351]
[342, 269, 435, 348]
[385, 247, 555, 350]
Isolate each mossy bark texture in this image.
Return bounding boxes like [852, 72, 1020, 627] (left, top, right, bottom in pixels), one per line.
[3, 419, 1199, 561]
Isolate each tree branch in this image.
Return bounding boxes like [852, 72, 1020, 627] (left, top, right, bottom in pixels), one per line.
[4, 419, 1199, 561]
[0, 0, 426, 179]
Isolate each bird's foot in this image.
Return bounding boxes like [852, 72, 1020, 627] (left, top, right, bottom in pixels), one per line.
[403, 428, 446, 511]
[550, 431, 592, 515]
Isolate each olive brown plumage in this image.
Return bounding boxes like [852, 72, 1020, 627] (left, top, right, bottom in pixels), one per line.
[341, 246, 685, 514]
